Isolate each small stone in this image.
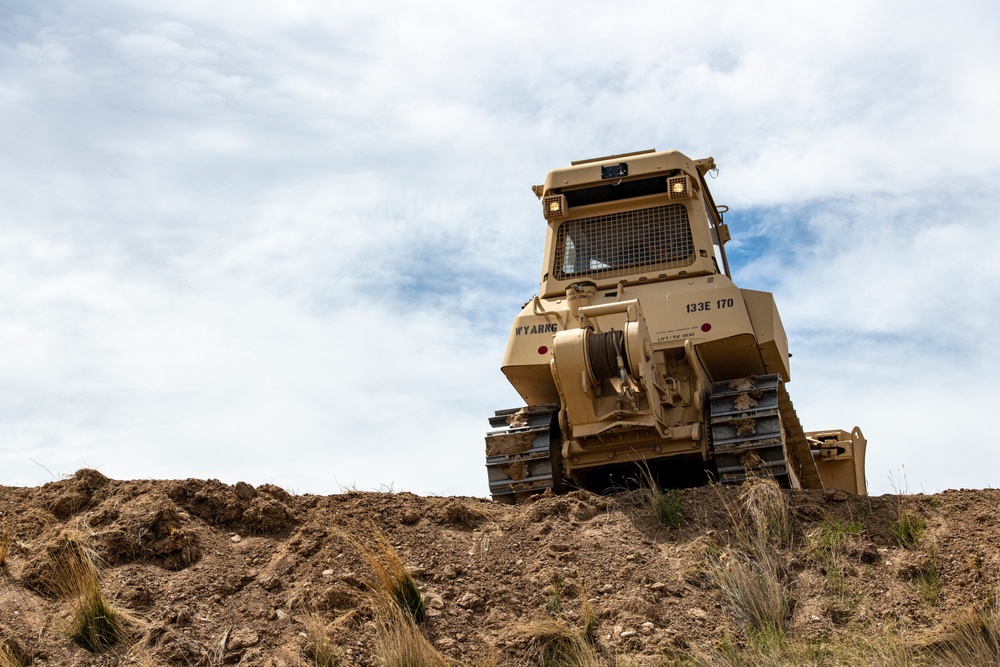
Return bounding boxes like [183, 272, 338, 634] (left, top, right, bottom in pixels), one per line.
[456, 592, 483, 609]
[688, 608, 708, 620]
[425, 593, 446, 610]
[649, 582, 666, 591]
[321, 569, 335, 577]
[625, 554, 637, 561]
[231, 535, 242, 543]
[274, 609, 289, 621]
[620, 630, 637, 638]
[640, 622, 655, 635]
[599, 584, 614, 593]
[811, 615, 821, 622]
[227, 629, 259, 650]
[435, 638, 457, 649]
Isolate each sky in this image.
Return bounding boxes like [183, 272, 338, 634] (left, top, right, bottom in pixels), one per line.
[1, 1, 998, 497]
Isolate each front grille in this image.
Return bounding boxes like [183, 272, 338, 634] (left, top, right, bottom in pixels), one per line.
[553, 204, 694, 281]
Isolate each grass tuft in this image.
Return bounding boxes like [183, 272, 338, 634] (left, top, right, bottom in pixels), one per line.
[303, 611, 341, 667]
[372, 601, 448, 667]
[50, 533, 126, 652]
[739, 478, 794, 551]
[891, 504, 926, 549]
[0, 643, 25, 667]
[636, 463, 684, 528]
[514, 618, 599, 667]
[0, 516, 11, 567]
[930, 599, 1000, 665]
[344, 522, 425, 623]
[708, 549, 791, 637]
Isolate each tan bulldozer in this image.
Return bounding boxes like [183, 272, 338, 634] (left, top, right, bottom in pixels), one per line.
[486, 149, 866, 502]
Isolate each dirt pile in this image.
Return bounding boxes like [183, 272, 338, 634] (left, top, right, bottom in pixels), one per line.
[0, 470, 998, 665]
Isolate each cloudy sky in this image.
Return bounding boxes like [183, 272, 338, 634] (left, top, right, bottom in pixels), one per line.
[2, 1, 998, 497]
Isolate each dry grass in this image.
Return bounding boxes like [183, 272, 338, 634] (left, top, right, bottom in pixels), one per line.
[512, 618, 599, 667]
[928, 600, 1000, 666]
[303, 611, 342, 667]
[707, 549, 790, 639]
[691, 625, 920, 666]
[0, 643, 25, 667]
[705, 479, 794, 639]
[343, 521, 424, 622]
[738, 478, 793, 551]
[50, 531, 127, 652]
[372, 601, 449, 667]
[0, 516, 11, 566]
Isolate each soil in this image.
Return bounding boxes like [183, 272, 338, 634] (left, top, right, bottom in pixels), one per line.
[1, 469, 998, 665]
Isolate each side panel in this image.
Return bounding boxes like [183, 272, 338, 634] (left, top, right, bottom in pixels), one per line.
[742, 289, 791, 382]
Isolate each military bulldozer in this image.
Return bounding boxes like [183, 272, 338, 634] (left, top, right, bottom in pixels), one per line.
[486, 149, 866, 502]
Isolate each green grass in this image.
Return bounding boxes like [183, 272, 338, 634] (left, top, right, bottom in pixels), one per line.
[891, 508, 926, 548]
[636, 462, 684, 528]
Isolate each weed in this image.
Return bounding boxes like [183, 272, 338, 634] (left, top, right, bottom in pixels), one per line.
[546, 585, 562, 616]
[343, 522, 424, 622]
[51, 533, 126, 652]
[814, 518, 863, 552]
[0, 516, 10, 566]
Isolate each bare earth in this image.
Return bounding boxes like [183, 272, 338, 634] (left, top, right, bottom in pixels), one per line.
[1, 469, 998, 665]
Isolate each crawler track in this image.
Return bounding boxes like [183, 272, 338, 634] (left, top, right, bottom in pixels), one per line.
[485, 405, 559, 503]
[708, 374, 821, 488]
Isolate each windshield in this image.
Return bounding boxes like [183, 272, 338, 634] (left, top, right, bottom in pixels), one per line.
[553, 203, 695, 281]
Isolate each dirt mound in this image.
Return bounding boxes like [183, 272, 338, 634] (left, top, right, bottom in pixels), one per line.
[0, 476, 998, 665]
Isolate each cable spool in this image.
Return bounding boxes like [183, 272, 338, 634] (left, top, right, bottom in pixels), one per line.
[586, 329, 632, 382]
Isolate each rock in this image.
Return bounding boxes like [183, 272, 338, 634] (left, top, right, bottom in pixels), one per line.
[621, 630, 637, 638]
[599, 583, 614, 593]
[231, 534, 242, 543]
[321, 569, 335, 577]
[425, 592, 446, 609]
[435, 637, 457, 649]
[688, 608, 708, 620]
[456, 592, 483, 609]
[227, 628, 260, 650]
[640, 622, 655, 634]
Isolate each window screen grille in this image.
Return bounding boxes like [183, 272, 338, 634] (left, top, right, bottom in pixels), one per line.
[553, 204, 694, 281]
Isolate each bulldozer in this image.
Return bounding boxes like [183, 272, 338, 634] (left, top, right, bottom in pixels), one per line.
[486, 149, 866, 502]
